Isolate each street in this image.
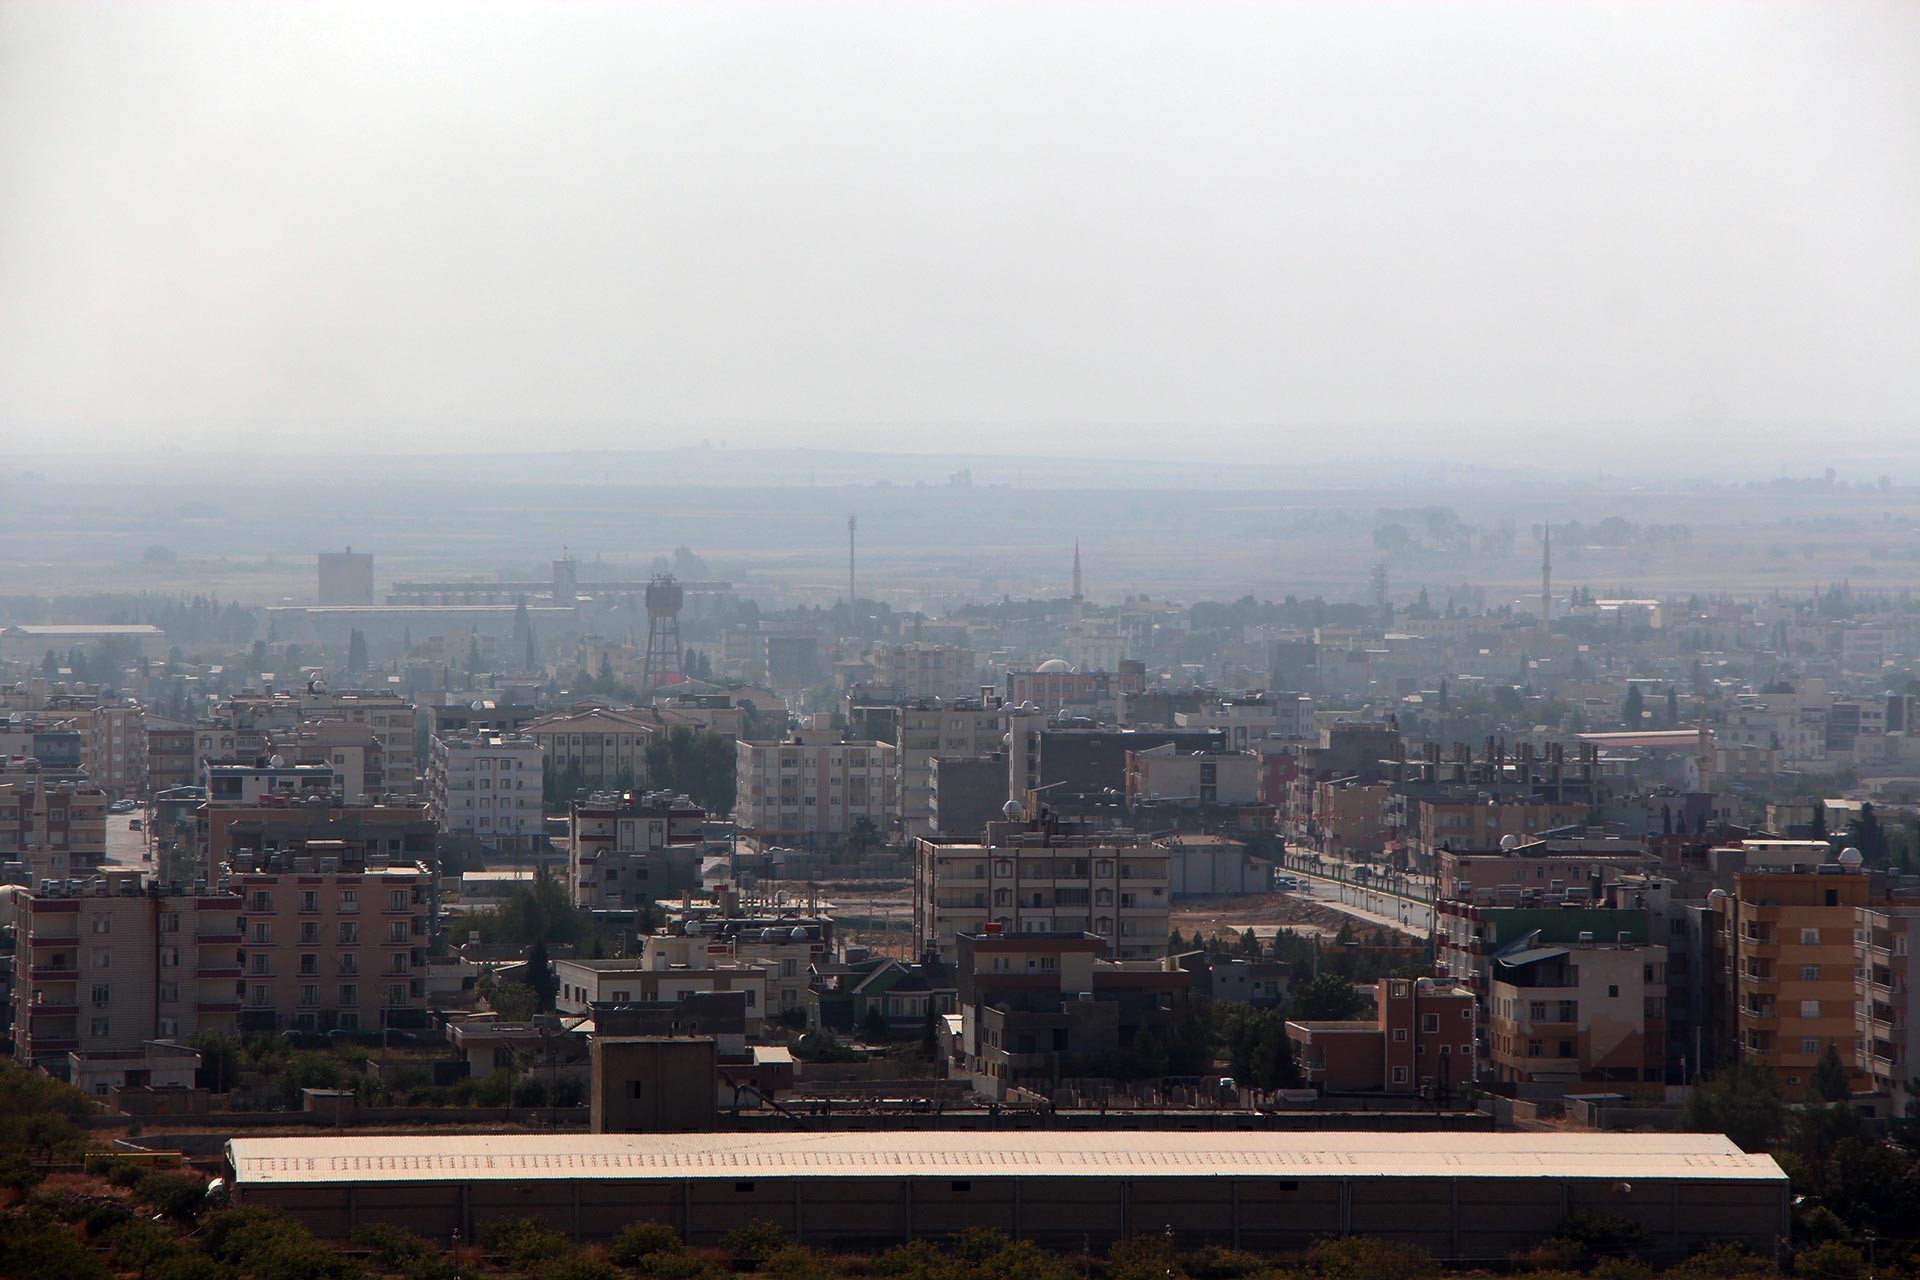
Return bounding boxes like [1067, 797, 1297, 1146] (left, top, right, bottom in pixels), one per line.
[1278, 849, 1436, 937]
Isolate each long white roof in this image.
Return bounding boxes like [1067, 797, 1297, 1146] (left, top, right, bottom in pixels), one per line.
[228, 1131, 1784, 1185]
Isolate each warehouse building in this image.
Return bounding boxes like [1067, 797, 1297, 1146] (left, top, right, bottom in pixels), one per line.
[226, 1131, 1787, 1261]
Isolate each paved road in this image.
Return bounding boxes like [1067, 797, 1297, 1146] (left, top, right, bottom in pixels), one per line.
[104, 812, 150, 867]
[1279, 862, 1436, 937]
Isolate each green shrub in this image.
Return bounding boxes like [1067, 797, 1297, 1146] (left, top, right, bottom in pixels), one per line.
[353, 1220, 434, 1268]
[148, 1255, 231, 1280]
[136, 1170, 209, 1221]
[1793, 1242, 1865, 1280]
[1183, 1246, 1271, 1280]
[0, 1213, 111, 1280]
[108, 1160, 148, 1188]
[534, 1251, 623, 1280]
[609, 1221, 685, 1266]
[108, 1216, 185, 1271]
[765, 1244, 839, 1280]
[722, 1218, 788, 1261]
[483, 1215, 574, 1268]
[1303, 1236, 1438, 1280]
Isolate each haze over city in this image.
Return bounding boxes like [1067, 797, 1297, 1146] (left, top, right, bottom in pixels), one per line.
[4, 5, 1920, 1279]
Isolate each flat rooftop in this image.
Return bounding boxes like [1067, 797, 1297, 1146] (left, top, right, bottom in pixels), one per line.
[228, 1131, 1784, 1185]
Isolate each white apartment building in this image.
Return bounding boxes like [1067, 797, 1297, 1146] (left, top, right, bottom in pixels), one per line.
[868, 643, 978, 701]
[83, 704, 147, 799]
[217, 690, 420, 795]
[735, 731, 897, 844]
[1173, 694, 1312, 748]
[427, 731, 544, 852]
[890, 699, 1006, 840]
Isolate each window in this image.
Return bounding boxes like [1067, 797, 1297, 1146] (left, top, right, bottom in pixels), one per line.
[1802, 1038, 1821, 1055]
[252, 923, 271, 944]
[250, 954, 270, 975]
[299, 985, 318, 1007]
[1529, 1001, 1547, 1021]
[251, 891, 272, 913]
[1391, 1066, 1409, 1084]
[1393, 1028, 1408, 1042]
[91, 983, 110, 1006]
[388, 953, 408, 974]
[92, 948, 112, 968]
[1528, 1039, 1544, 1057]
[158, 1018, 180, 1037]
[1421, 1013, 1439, 1033]
[1462, 1044, 1472, 1055]
[387, 922, 409, 944]
[300, 891, 319, 913]
[340, 954, 358, 975]
[159, 982, 179, 1003]
[386, 984, 406, 1007]
[390, 889, 409, 912]
[340, 889, 359, 913]
[160, 911, 181, 933]
[300, 922, 319, 944]
[1801, 1000, 1822, 1018]
[91, 916, 111, 935]
[340, 922, 359, 944]
[1607, 985, 1619, 998]
[1801, 928, 1821, 945]
[1802, 965, 1822, 981]
[90, 1017, 110, 1038]
[250, 984, 271, 1007]
[339, 984, 359, 1006]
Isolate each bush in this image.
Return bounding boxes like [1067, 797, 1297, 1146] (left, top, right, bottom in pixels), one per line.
[722, 1218, 789, 1261]
[108, 1216, 185, 1271]
[149, 1256, 231, 1280]
[483, 1215, 574, 1269]
[871, 1240, 961, 1280]
[108, 1160, 148, 1188]
[0, 1213, 111, 1280]
[353, 1220, 433, 1269]
[1557, 1212, 1650, 1261]
[974, 1237, 1075, 1280]
[204, 1204, 363, 1280]
[535, 1252, 622, 1280]
[1304, 1236, 1439, 1280]
[609, 1221, 684, 1266]
[765, 1244, 838, 1280]
[632, 1251, 721, 1280]
[1793, 1242, 1865, 1280]
[0, 1150, 43, 1193]
[1661, 1242, 1776, 1279]
[135, 1170, 208, 1221]
[1183, 1246, 1271, 1279]
[1107, 1235, 1187, 1280]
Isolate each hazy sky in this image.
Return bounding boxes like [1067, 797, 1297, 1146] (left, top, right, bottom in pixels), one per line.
[2, 2, 1916, 464]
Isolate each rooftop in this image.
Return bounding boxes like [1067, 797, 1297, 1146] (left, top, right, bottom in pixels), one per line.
[226, 1131, 1784, 1185]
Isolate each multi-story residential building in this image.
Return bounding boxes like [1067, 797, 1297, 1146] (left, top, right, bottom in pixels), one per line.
[1716, 858, 1870, 1094]
[1856, 900, 1920, 1111]
[215, 690, 419, 795]
[913, 820, 1170, 963]
[0, 773, 109, 881]
[145, 717, 198, 797]
[851, 697, 1005, 839]
[568, 791, 710, 907]
[734, 729, 897, 844]
[10, 867, 245, 1076]
[1004, 660, 1145, 715]
[1486, 937, 1668, 1086]
[1288, 977, 1477, 1096]
[82, 703, 146, 800]
[204, 761, 340, 806]
[1173, 693, 1313, 749]
[268, 722, 387, 803]
[953, 930, 1191, 1096]
[1125, 743, 1259, 809]
[317, 548, 375, 606]
[867, 643, 978, 701]
[227, 847, 433, 1034]
[1437, 837, 1660, 905]
[200, 802, 438, 884]
[525, 706, 673, 792]
[426, 731, 544, 853]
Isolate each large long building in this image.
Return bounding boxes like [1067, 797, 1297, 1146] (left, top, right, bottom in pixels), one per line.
[225, 1131, 1787, 1261]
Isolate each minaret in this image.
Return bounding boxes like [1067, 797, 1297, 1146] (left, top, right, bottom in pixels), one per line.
[1071, 540, 1084, 635]
[1540, 524, 1552, 635]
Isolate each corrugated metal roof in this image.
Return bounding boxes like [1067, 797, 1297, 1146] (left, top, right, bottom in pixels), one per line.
[227, 1132, 1784, 1185]
[1495, 946, 1571, 967]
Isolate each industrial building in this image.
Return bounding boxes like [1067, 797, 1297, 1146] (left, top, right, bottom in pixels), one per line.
[226, 1131, 1787, 1261]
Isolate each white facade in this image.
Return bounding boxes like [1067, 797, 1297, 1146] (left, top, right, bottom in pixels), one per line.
[868, 643, 979, 701]
[735, 735, 898, 841]
[428, 731, 544, 851]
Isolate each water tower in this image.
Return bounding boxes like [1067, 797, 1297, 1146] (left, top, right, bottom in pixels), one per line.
[640, 572, 685, 697]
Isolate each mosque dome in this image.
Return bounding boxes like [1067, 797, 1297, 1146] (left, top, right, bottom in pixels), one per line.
[1035, 658, 1075, 673]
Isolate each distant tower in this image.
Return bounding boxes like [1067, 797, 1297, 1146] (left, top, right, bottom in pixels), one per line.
[1071, 541, 1084, 635]
[318, 546, 373, 606]
[640, 572, 685, 698]
[848, 514, 857, 631]
[1540, 524, 1552, 635]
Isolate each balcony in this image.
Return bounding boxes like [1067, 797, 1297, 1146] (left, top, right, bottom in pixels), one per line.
[28, 967, 79, 983]
[196, 931, 243, 945]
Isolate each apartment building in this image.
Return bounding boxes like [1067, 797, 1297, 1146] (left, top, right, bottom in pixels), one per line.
[216, 690, 419, 795]
[866, 643, 978, 701]
[525, 706, 676, 792]
[1857, 902, 1920, 1111]
[913, 820, 1170, 963]
[0, 774, 109, 881]
[1288, 977, 1476, 1096]
[83, 703, 146, 800]
[1487, 938, 1668, 1086]
[1173, 693, 1313, 749]
[734, 731, 898, 844]
[568, 791, 709, 908]
[852, 698, 1005, 839]
[427, 731, 543, 853]
[145, 717, 198, 796]
[1716, 860, 1870, 1094]
[1125, 743, 1260, 808]
[200, 802, 437, 884]
[204, 761, 340, 805]
[553, 956, 770, 1027]
[10, 868, 245, 1076]
[228, 847, 433, 1034]
[1437, 839, 1661, 905]
[267, 722, 387, 803]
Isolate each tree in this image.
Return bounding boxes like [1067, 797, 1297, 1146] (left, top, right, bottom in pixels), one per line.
[845, 814, 884, 858]
[1289, 972, 1368, 1022]
[526, 938, 557, 1012]
[346, 629, 368, 674]
[1623, 684, 1644, 727]
[190, 1031, 242, 1093]
[861, 1004, 891, 1043]
[1681, 1059, 1787, 1151]
[1666, 685, 1680, 727]
[1847, 802, 1889, 864]
[1437, 679, 1448, 711]
[1810, 1042, 1852, 1102]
